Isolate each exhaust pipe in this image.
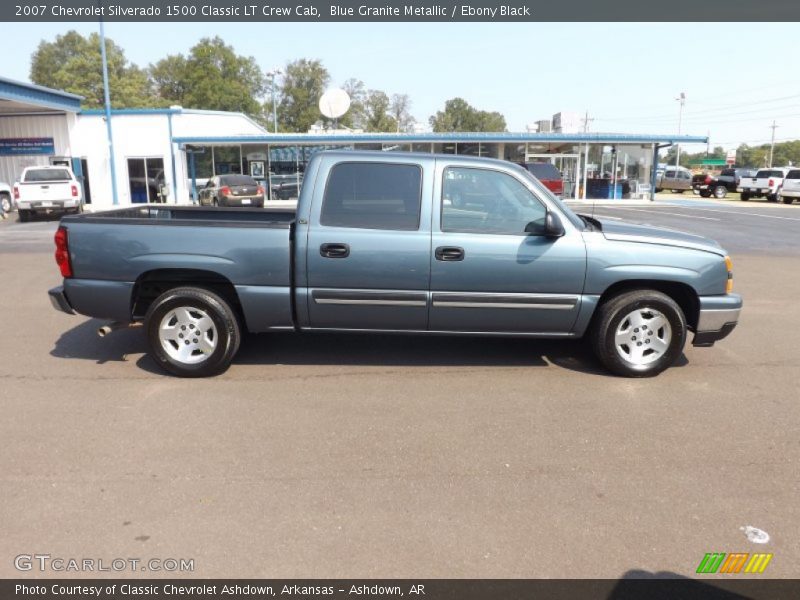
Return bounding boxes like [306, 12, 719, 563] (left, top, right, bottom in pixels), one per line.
[97, 321, 141, 337]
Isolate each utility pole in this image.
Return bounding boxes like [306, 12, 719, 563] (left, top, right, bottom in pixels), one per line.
[582, 110, 594, 133]
[769, 120, 779, 167]
[266, 68, 283, 134]
[675, 92, 685, 168]
[99, 14, 118, 206]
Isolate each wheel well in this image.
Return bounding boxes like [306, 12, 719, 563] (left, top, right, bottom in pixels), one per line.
[597, 280, 700, 330]
[131, 269, 245, 325]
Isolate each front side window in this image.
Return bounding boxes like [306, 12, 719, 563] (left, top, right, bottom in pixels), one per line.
[442, 167, 547, 235]
[320, 162, 422, 230]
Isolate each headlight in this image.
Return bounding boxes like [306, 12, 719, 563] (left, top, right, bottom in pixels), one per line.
[725, 256, 733, 293]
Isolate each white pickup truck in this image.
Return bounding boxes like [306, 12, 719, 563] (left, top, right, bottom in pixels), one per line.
[739, 167, 792, 202]
[14, 166, 83, 221]
[778, 169, 800, 205]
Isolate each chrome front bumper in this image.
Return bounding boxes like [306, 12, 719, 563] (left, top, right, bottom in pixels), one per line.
[693, 294, 742, 347]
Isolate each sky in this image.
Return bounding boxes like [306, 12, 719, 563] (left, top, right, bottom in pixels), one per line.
[4, 22, 799, 151]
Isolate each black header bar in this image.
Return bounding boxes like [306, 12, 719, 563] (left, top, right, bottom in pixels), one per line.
[3, 0, 800, 22]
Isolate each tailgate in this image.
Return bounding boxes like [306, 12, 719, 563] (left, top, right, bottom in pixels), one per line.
[19, 181, 73, 202]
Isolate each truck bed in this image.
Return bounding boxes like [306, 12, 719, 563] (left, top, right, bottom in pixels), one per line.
[59, 204, 297, 330]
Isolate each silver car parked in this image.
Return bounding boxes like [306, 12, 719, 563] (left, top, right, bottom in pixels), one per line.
[657, 167, 693, 193]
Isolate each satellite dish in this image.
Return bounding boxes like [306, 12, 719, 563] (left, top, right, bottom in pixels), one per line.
[319, 88, 351, 119]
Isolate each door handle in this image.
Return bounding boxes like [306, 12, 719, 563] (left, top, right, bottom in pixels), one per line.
[320, 243, 350, 258]
[435, 246, 465, 261]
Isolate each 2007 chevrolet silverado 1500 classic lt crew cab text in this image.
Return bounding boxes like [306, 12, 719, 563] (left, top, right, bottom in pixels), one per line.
[48, 151, 742, 378]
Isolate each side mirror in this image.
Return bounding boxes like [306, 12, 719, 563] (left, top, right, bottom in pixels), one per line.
[544, 211, 565, 238]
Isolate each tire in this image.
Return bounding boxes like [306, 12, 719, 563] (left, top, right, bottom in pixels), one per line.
[0, 193, 11, 213]
[713, 186, 727, 199]
[212, 197, 220, 207]
[145, 286, 241, 377]
[590, 289, 687, 378]
[655, 188, 663, 193]
[740, 193, 750, 201]
[18, 210, 30, 222]
[781, 195, 793, 205]
[699, 191, 712, 198]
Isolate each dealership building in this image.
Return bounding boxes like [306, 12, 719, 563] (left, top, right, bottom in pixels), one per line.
[0, 76, 708, 208]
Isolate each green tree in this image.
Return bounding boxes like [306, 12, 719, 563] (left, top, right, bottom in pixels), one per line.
[150, 37, 265, 116]
[429, 97, 506, 132]
[390, 93, 415, 133]
[30, 30, 156, 109]
[277, 59, 330, 133]
[363, 90, 397, 132]
[338, 78, 367, 130]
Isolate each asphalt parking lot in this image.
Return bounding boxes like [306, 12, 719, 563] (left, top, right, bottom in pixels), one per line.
[1, 197, 798, 580]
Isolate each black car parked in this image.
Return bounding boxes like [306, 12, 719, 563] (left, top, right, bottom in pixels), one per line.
[692, 167, 757, 199]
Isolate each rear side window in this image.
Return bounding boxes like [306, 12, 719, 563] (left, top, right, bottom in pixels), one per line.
[786, 170, 800, 180]
[24, 168, 71, 182]
[320, 162, 422, 230]
[721, 169, 734, 176]
[524, 163, 561, 180]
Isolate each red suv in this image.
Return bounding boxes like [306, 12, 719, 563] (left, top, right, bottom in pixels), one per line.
[522, 162, 564, 196]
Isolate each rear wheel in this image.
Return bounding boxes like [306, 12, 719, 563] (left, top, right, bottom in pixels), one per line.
[782, 195, 794, 205]
[768, 191, 779, 202]
[699, 190, 712, 198]
[18, 210, 30, 222]
[145, 286, 240, 377]
[0, 193, 11, 213]
[740, 193, 750, 201]
[591, 289, 687, 378]
[713, 186, 727, 199]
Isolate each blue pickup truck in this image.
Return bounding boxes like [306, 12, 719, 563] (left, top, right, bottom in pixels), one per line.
[49, 151, 741, 378]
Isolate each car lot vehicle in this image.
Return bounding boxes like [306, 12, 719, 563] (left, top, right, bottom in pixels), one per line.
[270, 179, 300, 200]
[657, 166, 693, 193]
[521, 162, 564, 196]
[692, 167, 756, 199]
[14, 166, 82, 221]
[739, 167, 792, 201]
[198, 174, 264, 207]
[48, 151, 741, 378]
[0, 181, 13, 213]
[778, 169, 800, 204]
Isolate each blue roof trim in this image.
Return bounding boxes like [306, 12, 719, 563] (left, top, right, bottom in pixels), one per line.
[173, 132, 709, 145]
[0, 76, 82, 112]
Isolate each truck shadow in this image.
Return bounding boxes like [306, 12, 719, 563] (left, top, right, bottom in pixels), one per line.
[232, 331, 610, 374]
[51, 319, 687, 375]
[50, 318, 148, 364]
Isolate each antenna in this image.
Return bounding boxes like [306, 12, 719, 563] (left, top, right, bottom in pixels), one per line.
[319, 88, 351, 129]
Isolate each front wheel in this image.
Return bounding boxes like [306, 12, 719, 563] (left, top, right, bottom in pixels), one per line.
[0, 193, 11, 213]
[699, 190, 712, 198]
[713, 186, 727, 199]
[145, 287, 241, 377]
[590, 289, 687, 377]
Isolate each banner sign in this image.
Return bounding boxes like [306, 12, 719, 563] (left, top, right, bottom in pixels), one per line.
[0, 137, 55, 156]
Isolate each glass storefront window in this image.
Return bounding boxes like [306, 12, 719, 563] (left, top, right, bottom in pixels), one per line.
[213, 146, 242, 176]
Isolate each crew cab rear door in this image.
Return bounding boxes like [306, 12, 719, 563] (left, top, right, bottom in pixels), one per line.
[304, 154, 434, 330]
[428, 160, 586, 334]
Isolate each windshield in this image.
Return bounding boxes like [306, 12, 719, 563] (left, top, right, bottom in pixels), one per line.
[515, 165, 585, 230]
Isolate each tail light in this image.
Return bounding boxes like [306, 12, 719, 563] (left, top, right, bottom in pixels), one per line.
[704, 175, 712, 184]
[220, 186, 232, 196]
[768, 179, 774, 187]
[71, 185, 78, 197]
[257, 186, 265, 195]
[54, 226, 73, 278]
[13, 185, 19, 200]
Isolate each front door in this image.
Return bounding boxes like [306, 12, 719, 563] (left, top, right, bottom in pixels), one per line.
[429, 163, 586, 334]
[305, 157, 433, 330]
